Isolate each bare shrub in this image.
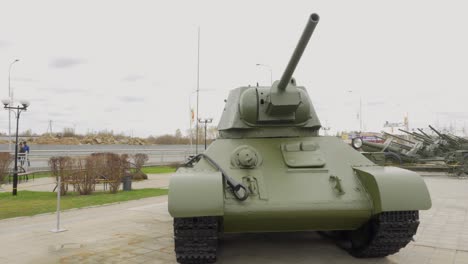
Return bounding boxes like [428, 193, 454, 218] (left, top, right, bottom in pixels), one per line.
[90, 153, 109, 182]
[121, 154, 131, 172]
[132, 153, 148, 169]
[91, 153, 129, 193]
[73, 157, 96, 195]
[50, 153, 132, 195]
[62, 127, 76, 137]
[131, 153, 148, 180]
[106, 155, 121, 193]
[49, 156, 74, 195]
[132, 171, 148, 180]
[0, 152, 12, 184]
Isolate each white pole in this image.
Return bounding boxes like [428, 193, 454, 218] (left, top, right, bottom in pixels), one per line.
[50, 175, 67, 233]
[359, 96, 363, 132]
[8, 59, 19, 154]
[189, 95, 193, 154]
[196, 27, 200, 155]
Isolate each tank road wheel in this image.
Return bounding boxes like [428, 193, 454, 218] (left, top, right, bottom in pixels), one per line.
[347, 211, 419, 258]
[384, 152, 402, 165]
[174, 216, 220, 264]
[454, 155, 468, 177]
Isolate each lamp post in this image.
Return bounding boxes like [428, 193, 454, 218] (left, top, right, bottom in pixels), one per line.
[256, 64, 273, 85]
[188, 90, 199, 153]
[198, 118, 213, 150]
[8, 59, 20, 154]
[2, 99, 29, 196]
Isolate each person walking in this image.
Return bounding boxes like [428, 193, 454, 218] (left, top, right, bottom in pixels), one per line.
[18, 142, 25, 167]
[23, 141, 30, 167]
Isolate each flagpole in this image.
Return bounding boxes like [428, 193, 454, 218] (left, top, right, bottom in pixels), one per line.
[189, 97, 193, 154]
[196, 27, 200, 155]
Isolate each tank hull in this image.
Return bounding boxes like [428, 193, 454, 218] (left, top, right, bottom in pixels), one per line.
[168, 136, 431, 233]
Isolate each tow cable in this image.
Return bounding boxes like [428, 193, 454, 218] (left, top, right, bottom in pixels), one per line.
[183, 154, 249, 201]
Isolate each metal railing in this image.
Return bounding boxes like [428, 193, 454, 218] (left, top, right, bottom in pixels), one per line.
[9, 148, 195, 171]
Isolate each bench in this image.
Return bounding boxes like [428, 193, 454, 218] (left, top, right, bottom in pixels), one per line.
[7, 168, 50, 183]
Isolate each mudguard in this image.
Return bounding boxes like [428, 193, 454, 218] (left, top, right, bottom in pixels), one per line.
[353, 166, 431, 214]
[168, 170, 224, 218]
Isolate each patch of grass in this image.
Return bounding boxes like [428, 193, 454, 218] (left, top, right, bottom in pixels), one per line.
[141, 166, 176, 174]
[0, 188, 168, 220]
[29, 171, 52, 179]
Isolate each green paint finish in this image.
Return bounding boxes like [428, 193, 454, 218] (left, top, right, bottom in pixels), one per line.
[224, 210, 370, 233]
[170, 136, 417, 232]
[214, 137, 374, 232]
[169, 137, 431, 232]
[167, 13, 431, 234]
[353, 166, 432, 213]
[168, 170, 224, 217]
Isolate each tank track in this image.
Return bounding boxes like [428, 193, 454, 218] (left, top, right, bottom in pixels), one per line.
[348, 211, 420, 258]
[174, 216, 219, 264]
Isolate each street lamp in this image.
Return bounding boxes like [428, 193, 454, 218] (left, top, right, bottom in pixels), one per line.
[189, 88, 215, 154]
[198, 118, 213, 150]
[256, 64, 273, 85]
[8, 59, 20, 154]
[2, 99, 29, 196]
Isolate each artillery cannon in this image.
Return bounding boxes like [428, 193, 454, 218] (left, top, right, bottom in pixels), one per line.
[417, 128, 434, 140]
[429, 125, 461, 149]
[168, 14, 431, 263]
[356, 126, 468, 176]
[399, 129, 435, 144]
[352, 135, 421, 164]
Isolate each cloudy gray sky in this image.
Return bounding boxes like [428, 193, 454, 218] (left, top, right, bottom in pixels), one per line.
[0, 0, 467, 137]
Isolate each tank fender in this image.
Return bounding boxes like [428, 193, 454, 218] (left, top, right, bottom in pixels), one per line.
[353, 166, 431, 214]
[168, 171, 224, 218]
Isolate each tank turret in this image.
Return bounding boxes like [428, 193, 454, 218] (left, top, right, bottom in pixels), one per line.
[218, 14, 321, 139]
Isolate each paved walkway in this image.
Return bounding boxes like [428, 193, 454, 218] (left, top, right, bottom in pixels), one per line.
[0, 173, 467, 263]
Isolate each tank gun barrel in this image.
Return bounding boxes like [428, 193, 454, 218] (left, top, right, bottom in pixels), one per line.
[375, 135, 386, 141]
[398, 129, 413, 136]
[429, 125, 460, 146]
[388, 141, 412, 150]
[414, 134, 435, 144]
[449, 134, 463, 141]
[361, 140, 403, 153]
[372, 135, 412, 150]
[446, 134, 463, 144]
[417, 128, 433, 140]
[277, 13, 320, 91]
[452, 134, 468, 143]
[413, 132, 433, 142]
[398, 129, 434, 144]
[428, 125, 444, 138]
[382, 131, 416, 145]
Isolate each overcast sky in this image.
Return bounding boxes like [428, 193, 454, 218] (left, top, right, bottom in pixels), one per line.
[0, 0, 467, 137]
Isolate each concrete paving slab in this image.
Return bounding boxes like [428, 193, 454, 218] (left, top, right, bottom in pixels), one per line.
[0, 173, 468, 263]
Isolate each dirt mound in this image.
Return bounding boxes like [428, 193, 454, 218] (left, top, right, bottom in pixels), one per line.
[23, 135, 148, 145]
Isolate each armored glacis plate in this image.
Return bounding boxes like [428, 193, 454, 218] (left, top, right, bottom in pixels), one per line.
[281, 141, 326, 168]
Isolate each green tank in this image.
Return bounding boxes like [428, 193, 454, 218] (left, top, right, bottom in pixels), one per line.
[168, 13, 431, 263]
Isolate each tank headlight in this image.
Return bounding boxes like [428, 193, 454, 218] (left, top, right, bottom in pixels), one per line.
[352, 137, 363, 149]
